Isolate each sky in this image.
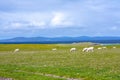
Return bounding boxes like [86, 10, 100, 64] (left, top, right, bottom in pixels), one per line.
[0, 0, 120, 39]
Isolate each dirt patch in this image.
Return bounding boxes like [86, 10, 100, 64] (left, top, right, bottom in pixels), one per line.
[16, 70, 82, 80]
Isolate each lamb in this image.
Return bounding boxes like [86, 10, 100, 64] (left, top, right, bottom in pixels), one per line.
[98, 47, 102, 50]
[86, 47, 94, 52]
[14, 48, 19, 53]
[70, 48, 76, 52]
[82, 47, 88, 52]
[113, 46, 116, 49]
[52, 48, 57, 51]
[102, 47, 107, 49]
[82, 47, 94, 52]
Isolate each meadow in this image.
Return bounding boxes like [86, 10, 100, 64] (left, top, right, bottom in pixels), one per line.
[0, 43, 120, 80]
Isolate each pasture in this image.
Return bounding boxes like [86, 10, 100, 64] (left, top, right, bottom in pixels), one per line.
[0, 43, 120, 80]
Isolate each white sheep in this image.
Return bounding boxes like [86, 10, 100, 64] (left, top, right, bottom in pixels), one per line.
[52, 48, 57, 51]
[82, 47, 94, 52]
[98, 47, 102, 50]
[70, 48, 76, 52]
[86, 47, 94, 52]
[113, 46, 116, 49]
[102, 47, 107, 49]
[14, 48, 19, 53]
[82, 47, 88, 52]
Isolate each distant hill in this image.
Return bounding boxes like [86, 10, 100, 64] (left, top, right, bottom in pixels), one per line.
[0, 36, 120, 44]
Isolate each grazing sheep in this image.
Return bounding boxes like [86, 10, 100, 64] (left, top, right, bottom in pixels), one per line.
[113, 46, 116, 49]
[70, 48, 76, 52]
[14, 48, 19, 53]
[82, 47, 94, 52]
[82, 47, 88, 52]
[102, 47, 107, 49]
[86, 47, 94, 52]
[52, 48, 57, 51]
[98, 47, 102, 50]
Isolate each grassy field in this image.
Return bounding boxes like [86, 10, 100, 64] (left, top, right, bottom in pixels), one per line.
[0, 43, 120, 80]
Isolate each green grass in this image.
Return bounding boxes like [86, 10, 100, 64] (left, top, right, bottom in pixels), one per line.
[0, 43, 120, 80]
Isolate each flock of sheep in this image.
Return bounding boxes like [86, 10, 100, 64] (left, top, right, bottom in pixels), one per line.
[70, 46, 116, 52]
[13, 46, 117, 53]
[69, 46, 95, 52]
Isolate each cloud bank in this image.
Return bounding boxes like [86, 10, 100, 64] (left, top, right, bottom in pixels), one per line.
[0, 0, 120, 39]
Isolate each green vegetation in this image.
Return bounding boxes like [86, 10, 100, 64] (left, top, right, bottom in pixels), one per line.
[0, 43, 120, 80]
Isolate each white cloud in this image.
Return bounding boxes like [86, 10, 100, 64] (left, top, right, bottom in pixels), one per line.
[3, 22, 25, 30]
[29, 21, 46, 28]
[4, 21, 46, 30]
[110, 26, 118, 30]
[50, 12, 73, 26]
[10, 22, 23, 29]
[51, 12, 64, 26]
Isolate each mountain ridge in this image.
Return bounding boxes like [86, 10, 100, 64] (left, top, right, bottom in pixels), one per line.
[0, 36, 120, 44]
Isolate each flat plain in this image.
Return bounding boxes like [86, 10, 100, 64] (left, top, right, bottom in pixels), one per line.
[0, 43, 120, 80]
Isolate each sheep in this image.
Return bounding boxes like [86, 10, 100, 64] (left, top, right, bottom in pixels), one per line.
[70, 48, 76, 52]
[14, 48, 19, 53]
[82, 47, 88, 52]
[52, 48, 57, 51]
[86, 47, 94, 52]
[82, 47, 94, 52]
[113, 46, 116, 49]
[102, 47, 107, 49]
[98, 47, 101, 49]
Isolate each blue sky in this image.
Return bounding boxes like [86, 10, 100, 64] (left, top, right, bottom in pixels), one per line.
[0, 0, 120, 39]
